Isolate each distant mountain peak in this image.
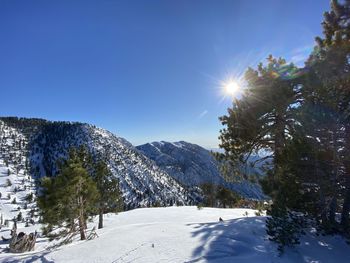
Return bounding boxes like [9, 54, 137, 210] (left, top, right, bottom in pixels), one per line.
[137, 140, 265, 199]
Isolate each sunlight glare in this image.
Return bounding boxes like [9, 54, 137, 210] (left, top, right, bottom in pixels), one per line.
[223, 80, 240, 97]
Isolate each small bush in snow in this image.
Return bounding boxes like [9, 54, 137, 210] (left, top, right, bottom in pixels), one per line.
[197, 204, 203, 210]
[25, 192, 34, 203]
[6, 179, 12, 187]
[266, 205, 304, 254]
[17, 212, 22, 221]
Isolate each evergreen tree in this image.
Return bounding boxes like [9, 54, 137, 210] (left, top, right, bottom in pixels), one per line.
[306, 0, 350, 233]
[216, 185, 239, 208]
[200, 183, 239, 208]
[38, 148, 99, 241]
[219, 56, 302, 199]
[200, 183, 216, 207]
[218, 0, 350, 251]
[93, 160, 123, 229]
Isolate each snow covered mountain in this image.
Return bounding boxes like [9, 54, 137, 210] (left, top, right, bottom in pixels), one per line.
[0, 117, 198, 221]
[136, 141, 265, 199]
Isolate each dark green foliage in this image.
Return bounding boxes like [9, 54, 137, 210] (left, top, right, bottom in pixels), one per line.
[38, 147, 99, 241]
[200, 183, 216, 207]
[216, 185, 240, 208]
[93, 160, 123, 229]
[38, 145, 124, 241]
[218, 0, 350, 252]
[305, 0, 350, 234]
[200, 183, 240, 208]
[266, 205, 304, 254]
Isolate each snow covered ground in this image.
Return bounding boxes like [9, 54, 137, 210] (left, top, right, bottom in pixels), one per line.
[0, 206, 349, 263]
[0, 164, 37, 230]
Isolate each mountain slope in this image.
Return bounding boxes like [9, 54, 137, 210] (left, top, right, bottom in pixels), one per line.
[0, 117, 198, 219]
[137, 141, 265, 199]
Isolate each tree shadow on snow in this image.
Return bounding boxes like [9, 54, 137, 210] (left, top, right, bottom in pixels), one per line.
[1, 250, 54, 263]
[185, 216, 350, 263]
[185, 216, 273, 263]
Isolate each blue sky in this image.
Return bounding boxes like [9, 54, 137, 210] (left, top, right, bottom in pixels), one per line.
[0, 0, 329, 148]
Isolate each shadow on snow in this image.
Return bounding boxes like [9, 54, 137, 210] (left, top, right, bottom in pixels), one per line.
[186, 216, 349, 263]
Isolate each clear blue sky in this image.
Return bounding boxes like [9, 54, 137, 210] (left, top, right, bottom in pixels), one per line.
[0, 0, 329, 148]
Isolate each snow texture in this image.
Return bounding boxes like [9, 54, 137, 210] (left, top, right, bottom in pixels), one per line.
[0, 206, 348, 263]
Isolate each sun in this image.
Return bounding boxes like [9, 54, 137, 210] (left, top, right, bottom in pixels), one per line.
[223, 80, 240, 96]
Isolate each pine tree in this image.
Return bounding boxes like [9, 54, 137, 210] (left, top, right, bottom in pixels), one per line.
[93, 160, 123, 229]
[218, 0, 350, 251]
[38, 148, 99, 241]
[216, 186, 239, 208]
[200, 183, 216, 207]
[307, 0, 350, 233]
[219, 56, 303, 199]
[266, 204, 304, 254]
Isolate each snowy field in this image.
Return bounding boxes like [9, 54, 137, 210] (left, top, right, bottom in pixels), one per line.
[0, 206, 349, 263]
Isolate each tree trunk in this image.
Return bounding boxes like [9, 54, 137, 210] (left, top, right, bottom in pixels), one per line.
[273, 110, 286, 187]
[78, 216, 86, 240]
[319, 192, 327, 225]
[341, 187, 350, 231]
[329, 196, 337, 225]
[275, 111, 285, 158]
[78, 194, 86, 240]
[9, 223, 37, 253]
[341, 124, 350, 231]
[98, 209, 103, 229]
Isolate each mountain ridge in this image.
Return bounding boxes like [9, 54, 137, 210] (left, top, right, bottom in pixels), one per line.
[0, 117, 198, 216]
[137, 140, 265, 199]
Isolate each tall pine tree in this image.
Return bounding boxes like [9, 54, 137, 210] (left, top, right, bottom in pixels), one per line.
[38, 148, 99, 241]
[93, 160, 123, 229]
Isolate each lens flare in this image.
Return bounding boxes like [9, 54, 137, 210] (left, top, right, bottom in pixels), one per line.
[223, 80, 240, 96]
